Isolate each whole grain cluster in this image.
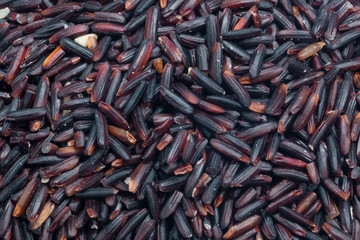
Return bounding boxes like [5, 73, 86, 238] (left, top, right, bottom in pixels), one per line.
[0, 0, 359, 239]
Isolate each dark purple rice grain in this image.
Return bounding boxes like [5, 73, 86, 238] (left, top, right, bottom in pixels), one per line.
[222, 39, 251, 62]
[59, 38, 94, 62]
[172, 207, 193, 238]
[272, 213, 308, 237]
[322, 222, 352, 240]
[159, 190, 183, 220]
[234, 196, 267, 222]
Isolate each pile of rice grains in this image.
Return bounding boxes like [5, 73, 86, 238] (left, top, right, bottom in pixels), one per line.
[0, 0, 360, 239]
